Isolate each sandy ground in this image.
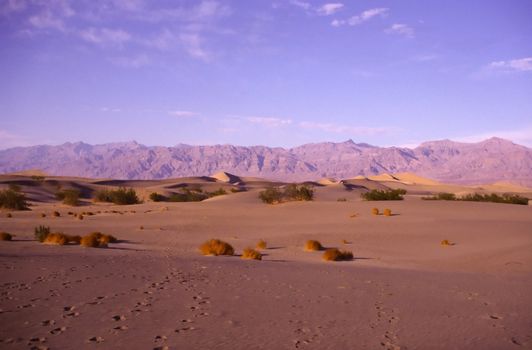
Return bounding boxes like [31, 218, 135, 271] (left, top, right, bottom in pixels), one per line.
[1, 176, 532, 349]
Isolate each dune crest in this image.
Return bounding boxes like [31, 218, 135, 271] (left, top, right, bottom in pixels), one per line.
[210, 171, 241, 184]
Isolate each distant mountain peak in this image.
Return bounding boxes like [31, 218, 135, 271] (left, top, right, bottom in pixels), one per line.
[0, 137, 530, 186]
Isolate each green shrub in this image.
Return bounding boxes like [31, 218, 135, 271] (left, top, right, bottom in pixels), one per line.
[208, 188, 227, 197]
[34, 225, 50, 242]
[56, 189, 81, 206]
[95, 187, 139, 205]
[168, 189, 208, 202]
[149, 192, 166, 202]
[322, 248, 353, 261]
[459, 193, 528, 205]
[361, 189, 406, 201]
[0, 188, 29, 210]
[259, 185, 314, 204]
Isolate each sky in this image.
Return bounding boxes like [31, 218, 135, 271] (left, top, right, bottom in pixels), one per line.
[1, 0, 532, 149]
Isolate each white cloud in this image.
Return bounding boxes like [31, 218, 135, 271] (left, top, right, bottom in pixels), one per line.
[488, 57, 532, 73]
[247, 117, 293, 127]
[289, 0, 311, 10]
[179, 33, 210, 60]
[454, 127, 532, 147]
[28, 11, 65, 31]
[80, 27, 132, 46]
[100, 107, 122, 112]
[1, 0, 27, 15]
[299, 121, 394, 135]
[0, 129, 31, 149]
[385, 23, 414, 38]
[332, 7, 388, 27]
[169, 110, 199, 118]
[317, 3, 344, 16]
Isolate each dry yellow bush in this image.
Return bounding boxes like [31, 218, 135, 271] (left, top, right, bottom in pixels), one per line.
[43, 233, 68, 245]
[441, 239, 454, 246]
[305, 240, 323, 251]
[66, 235, 81, 244]
[52, 211, 60, 217]
[256, 239, 267, 250]
[0, 232, 13, 241]
[241, 248, 262, 260]
[199, 239, 234, 256]
[383, 208, 392, 216]
[371, 208, 379, 215]
[322, 248, 353, 261]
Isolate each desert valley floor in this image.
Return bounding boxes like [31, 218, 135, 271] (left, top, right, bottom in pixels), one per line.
[0, 173, 531, 349]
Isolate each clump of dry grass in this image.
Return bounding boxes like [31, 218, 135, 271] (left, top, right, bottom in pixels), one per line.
[78, 214, 84, 220]
[139, 225, 144, 230]
[80, 232, 116, 248]
[440, 239, 454, 246]
[66, 235, 81, 244]
[199, 239, 234, 256]
[383, 208, 392, 216]
[52, 211, 60, 217]
[0, 232, 13, 241]
[241, 248, 262, 260]
[341, 239, 350, 244]
[304, 240, 323, 251]
[40, 213, 46, 218]
[256, 239, 267, 250]
[322, 248, 354, 261]
[371, 208, 379, 215]
[6, 213, 12, 218]
[43, 233, 68, 246]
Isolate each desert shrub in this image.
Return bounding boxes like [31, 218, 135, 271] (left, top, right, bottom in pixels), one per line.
[208, 188, 227, 197]
[34, 225, 50, 242]
[304, 240, 323, 251]
[52, 211, 60, 217]
[259, 187, 283, 204]
[56, 189, 81, 206]
[341, 239, 350, 244]
[199, 239, 234, 256]
[459, 193, 528, 205]
[31, 175, 45, 182]
[256, 239, 267, 250]
[337, 198, 347, 202]
[149, 192, 166, 202]
[230, 188, 244, 193]
[440, 239, 453, 246]
[168, 190, 208, 202]
[241, 248, 262, 260]
[322, 248, 353, 261]
[43, 233, 68, 245]
[0, 232, 13, 241]
[371, 207, 379, 215]
[383, 208, 392, 216]
[80, 232, 116, 248]
[259, 185, 314, 204]
[78, 214, 84, 220]
[6, 213, 12, 218]
[0, 188, 29, 210]
[95, 188, 139, 205]
[361, 189, 406, 201]
[139, 225, 144, 230]
[40, 213, 46, 218]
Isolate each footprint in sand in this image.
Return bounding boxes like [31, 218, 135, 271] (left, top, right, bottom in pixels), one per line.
[49, 327, 66, 335]
[87, 336, 104, 343]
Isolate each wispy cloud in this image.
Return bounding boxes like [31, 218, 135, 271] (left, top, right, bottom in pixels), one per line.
[299, 121, 395, 136]
[487, 57, 532, 73]
[0, 129, 31, 149]
[247, 117, 293, 127]
[317, 3, 344, 16]
[100, 107, 122, 113]
[80, 27, 132, 46]
[289, 0, 311, 11]
[108, 54, 149, 68]
[179, 33, 210, 61]
[169, 110, 199, 118]
[385, 23, 414, 38]
[331, 7, 388, 27]
[454, 127, 532, 147]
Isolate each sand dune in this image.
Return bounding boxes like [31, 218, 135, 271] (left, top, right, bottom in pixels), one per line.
[0, 173, 531, 349]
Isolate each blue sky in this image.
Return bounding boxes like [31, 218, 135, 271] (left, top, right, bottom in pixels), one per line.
[1, 0, 531, 149]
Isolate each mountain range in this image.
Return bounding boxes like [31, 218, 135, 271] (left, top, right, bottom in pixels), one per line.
[0, 137, 531, 185]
